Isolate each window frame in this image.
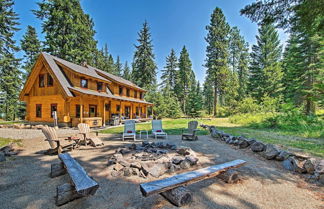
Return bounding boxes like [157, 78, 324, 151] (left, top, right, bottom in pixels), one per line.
[50, 103, 57, 118]
[89, 104, 97, 117]
[47, 74, 54, 87]
[39, 74, 45, 88]
[134, 91, 137, 98]
[76, 104, 81, 118]
[119, 86, 123, 95]
[116, 105, 121, 112]
[36, 104, 42, 118]
[97, 82, 103, 91]
[126, 88, 130, 97]
[80, 77, 88, 88]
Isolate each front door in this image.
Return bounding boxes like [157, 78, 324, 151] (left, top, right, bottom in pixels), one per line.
[125, 106, 130, 119]
[89, 105, 97, 117]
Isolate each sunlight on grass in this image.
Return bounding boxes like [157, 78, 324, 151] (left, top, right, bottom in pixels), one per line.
[0, 138, 21, 147]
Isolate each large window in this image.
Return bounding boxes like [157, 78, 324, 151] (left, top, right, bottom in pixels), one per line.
[80, 78, 88, 88]
[126, 88, 130, 97]
[116, 105, 121, 112]
[39, 74, 45, 87]
[76, 105, 81, 118]
[119, 86, 123, 95]
[89, 105, 97, 117]
[47, 74, 54, 86]
[97, 82, 103, 91]
[50, 104, 57, 118]
[36, 104, 42, 118]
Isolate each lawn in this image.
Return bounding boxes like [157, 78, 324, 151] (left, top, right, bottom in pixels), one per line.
[100, 118, 324, 157]
[0, 137, 21, 147]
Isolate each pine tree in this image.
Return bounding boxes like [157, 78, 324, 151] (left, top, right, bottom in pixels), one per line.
[20, 25, 42, 78]
[176, 46, 195, 114]
[205, 7, 231, 116]
[203, 78, 214, 115]
[237, 41, 250, 100]
[161, 49, 178, 91]
[248, 23, 283, 102]
[0, 0, 22, 120]
[132, 21, 157, 89]
[114, 56, 122, 76]
[187, 81, 203, 117]
[34, 0, 97, 65]
[122, 61, 132, 80]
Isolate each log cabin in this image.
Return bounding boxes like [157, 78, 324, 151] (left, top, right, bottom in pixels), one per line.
[19, 52, 153, 127]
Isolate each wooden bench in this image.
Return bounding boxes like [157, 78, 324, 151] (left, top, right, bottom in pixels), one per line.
[140, 159, 246, 207]
[51, 153, 99, 206]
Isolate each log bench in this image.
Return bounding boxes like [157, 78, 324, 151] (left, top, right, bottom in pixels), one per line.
[51, 153, 99, 206]
[140, 159, 246, 207]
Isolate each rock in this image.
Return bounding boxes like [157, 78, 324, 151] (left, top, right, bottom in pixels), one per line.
[139, 169, 147, 178]
[304, 158, 316, 174]
[131, 167, 140, 176]
[123, 167, 132, 176]
[172, 156, 184, 165]
[185, 156, 199, 165]
[166, 143, 177, 150]
[282, 158, 295, 171]
[119, 148, 131, 155]
[144, 163, 167, 178]
[262, 144, 280, 160]
[251, 141, 266, 152]
[157, 149, 168, 155]
[275, 150, 291, 161]
[318, 174, 324, 185]
[108, 153, 123, 165]
[130, 161, 142, 169]
[177, 147, 192, 156]
[142, 141, 149, 147]
[247, 139, 256, 145]
[238, 139, 250, 149]
[315, 160, 324, 174]
[0, 152, 5, 162]
[180, 160, 191, 169]
[111, 170, 123, 177]
[118, 160, 130, 167]
[290, 157, 307, 173]
[113, 163, 124, 171]
[233, 140, 240, 146]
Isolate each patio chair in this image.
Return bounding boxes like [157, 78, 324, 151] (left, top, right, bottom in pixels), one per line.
[152, 120, 168, 139]
[41, 126, 76, 154]
[123, 120, 136, 141]
[78, 123, 104, 147]
[182, 121, 199, 141]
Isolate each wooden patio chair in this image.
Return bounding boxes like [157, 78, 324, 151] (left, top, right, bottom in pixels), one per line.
[181, 121, 199, 141]
[41, 126, 76, 154]
[78, 123, 104, 147]
[122, 120, 136, 141]
[152, 120, 168, 139]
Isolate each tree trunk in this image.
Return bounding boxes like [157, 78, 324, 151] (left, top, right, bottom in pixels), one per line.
[161, 186, 192, 207]
[213, 84, 217, 116]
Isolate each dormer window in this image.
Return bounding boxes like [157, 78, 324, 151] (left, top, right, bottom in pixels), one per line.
[47, 74, 54, 86]
[119, 86, 123, 95]
[126, 89, 130, 97]
[80, 78, 88, 88]
[97, 82, 103, 91]
[39, 74, 45, 87]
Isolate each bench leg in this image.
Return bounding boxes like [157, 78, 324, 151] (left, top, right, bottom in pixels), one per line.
[161, 186, 192, 207]
[51, 162, 66, 178]
[56, 183, 83, 206]
[217, 170, 240, 184]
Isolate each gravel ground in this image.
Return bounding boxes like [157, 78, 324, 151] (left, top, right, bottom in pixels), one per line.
[0, 133, 323, 209]
[0, 128, 80, 140]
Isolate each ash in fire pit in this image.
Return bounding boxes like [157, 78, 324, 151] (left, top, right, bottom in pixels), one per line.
[108, 141, 199, 178]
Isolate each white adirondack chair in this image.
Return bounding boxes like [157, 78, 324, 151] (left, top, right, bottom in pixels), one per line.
[122, 120, 136, 141]
[152, 120, 168, 139]
[78, 123, 104, 147]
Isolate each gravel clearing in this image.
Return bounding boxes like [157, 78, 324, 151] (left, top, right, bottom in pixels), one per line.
[0, 132, 323, 209]
[0, 128, 79, 140]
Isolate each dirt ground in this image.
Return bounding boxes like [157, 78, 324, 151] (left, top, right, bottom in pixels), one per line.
[0, 131, 323, 209]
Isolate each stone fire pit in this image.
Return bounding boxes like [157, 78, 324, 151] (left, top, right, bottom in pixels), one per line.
[108, 141, 199, 178]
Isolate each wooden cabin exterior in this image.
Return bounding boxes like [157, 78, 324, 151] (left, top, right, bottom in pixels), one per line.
[19, 53, 153, 127]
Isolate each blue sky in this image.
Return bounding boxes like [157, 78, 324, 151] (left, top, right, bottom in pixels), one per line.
[14, 0, 288, 83]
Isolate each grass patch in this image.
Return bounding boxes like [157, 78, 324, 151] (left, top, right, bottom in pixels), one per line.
[0, 120, 24, 125]
[0, 137, 22, 148]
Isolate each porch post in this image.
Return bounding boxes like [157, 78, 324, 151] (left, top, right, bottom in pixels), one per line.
[80, 96, 83, 123]
[103, 100, 106, 127]
[146, 105, 148, 118]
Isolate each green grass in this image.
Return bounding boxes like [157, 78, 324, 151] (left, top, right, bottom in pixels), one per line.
[0, 137, 21, 147]
[0, 120, 24, 125]
[100, 118, 324, 157]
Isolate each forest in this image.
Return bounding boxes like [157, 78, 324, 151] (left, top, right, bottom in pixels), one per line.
[0, 0, 323, 138]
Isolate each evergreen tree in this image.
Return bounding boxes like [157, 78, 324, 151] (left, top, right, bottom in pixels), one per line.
[203, 78, 214, 115]
[0, 0, 21, 120]
[114, 56, 122, 76]
[205, 7, 231, 116]
[176, 46, 195, 114]
[122, 61, 132, 80]
[237, 41, 250, 100]
[187, 81, 203, 117]
[162, 86, 182, 118]
[20, 25, 42, 78]
[34, 0, 98, 65]
[132, 21, 157, 89]
[248, 23, 283, 102]
[161, 49, 178, 91]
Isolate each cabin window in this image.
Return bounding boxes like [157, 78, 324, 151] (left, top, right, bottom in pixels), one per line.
[89, 105, 97, 117]
[76, 105, 81, 118]
[140, 92, 145, 99]
[50, 104, 57, 118]
[105, 104, 110, 111]
[134, 91, 137, 98]
[80, 78, 88, 88]
[116, 105, 121, 112]
[97, 82, 103, 91]
[47, 74, 54, 86]
[136, 107, 139, 115]
[39, 74, 45, 87]
[36, 104, 42, 118]
[126, 89, 130, 97]
[119, 86, 123, 95]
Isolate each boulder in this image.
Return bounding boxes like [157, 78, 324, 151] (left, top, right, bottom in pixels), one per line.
[142, 141, 149, 147]
[172, 156, 184, 165]
[123, 167, 132, 176]
[111, 170, 123, 177]
[262, 144, 280, 160]
[180, 160, 191, 169]
[177, 147, 192, 156]
[315, 160, 324, 174]
[185, 156, 199, 165]
[131, 167, 140, 176]
[247, 139, 256, 145]
[118, 160, 130, 167]
[318, 174, 324, 185]
[113, 163, 124, 171]
[275, 150, 291, 161]
[147, 163, 167, 178]
[304, 158, 316, 174]
[282, 158, 294, 171]
[291, 157, 307, 173]
[130, 161, 142, 169]
[238, 139, 250, 149]
[0, 152, 5, 162]
[251, 142, 266, 152]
